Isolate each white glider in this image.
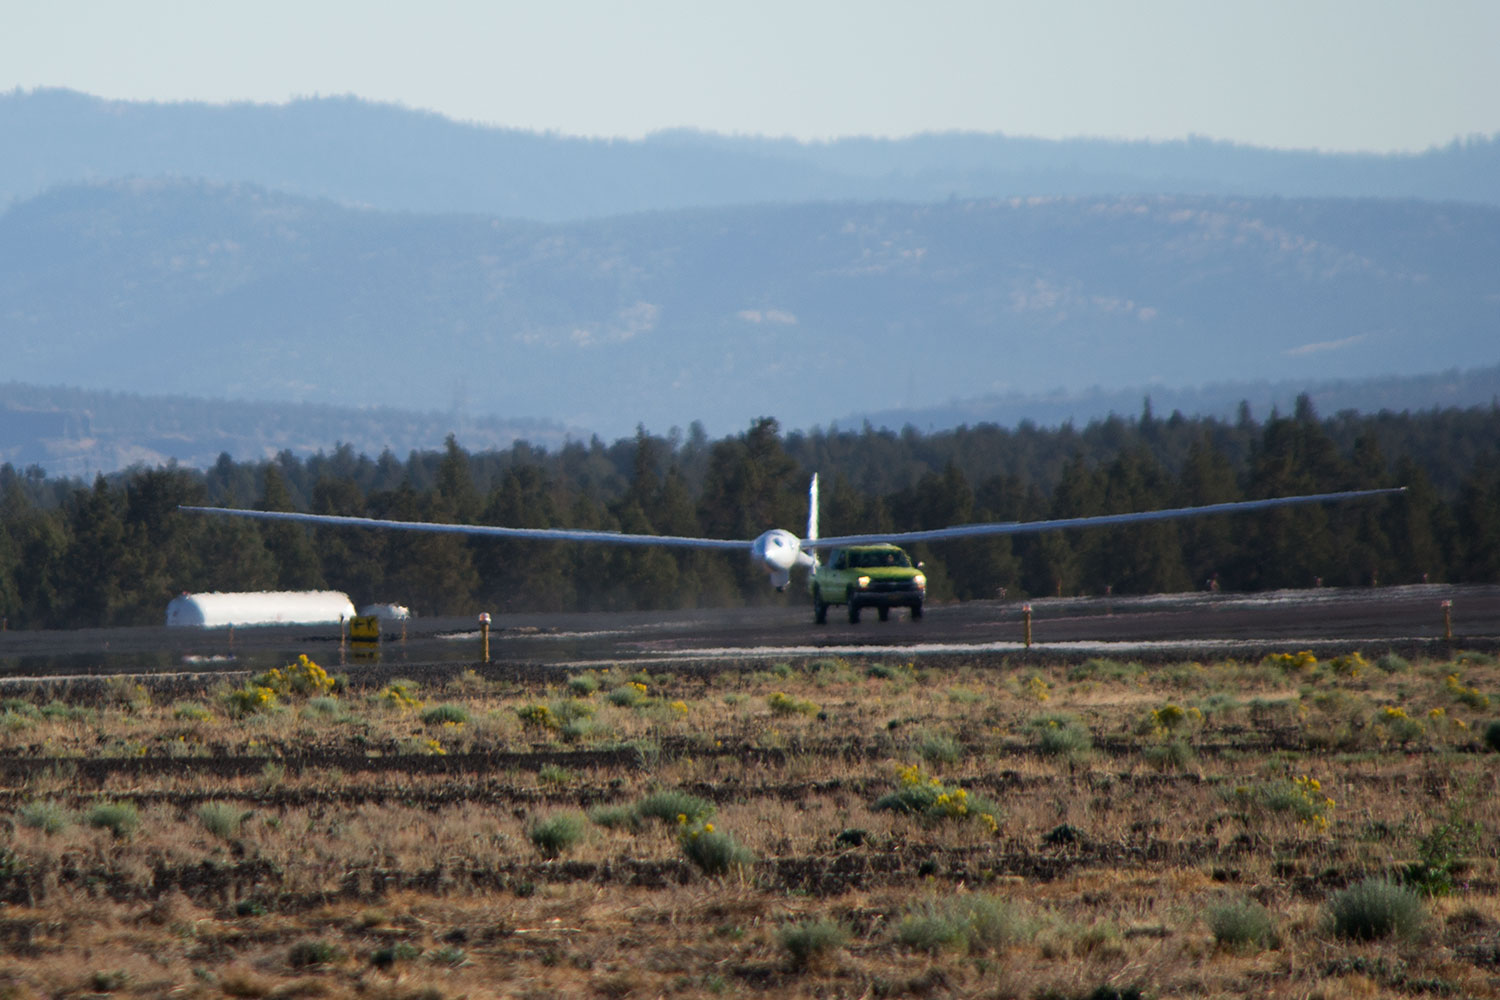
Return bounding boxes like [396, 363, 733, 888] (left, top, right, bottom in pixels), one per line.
[182, 478, 1405, 591]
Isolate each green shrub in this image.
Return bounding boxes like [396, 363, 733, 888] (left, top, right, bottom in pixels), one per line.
[913, 730, 963, 766]
[17, 800, 69, 834]
[635, 789, 715, 826]
[527, 812, 587, 858]
[777, 919, 848, 970]
[679, 823, 753, 876]
[88, 801, 140, 839]
[588, 804, 641, 831]
[1206, 899, 1278, 951]
[537, 763, 574, 786]
[767, 691, 819, 716]
[1143, 737, 1195, 771]
[198, 801, 251, 840]
[1031, 715, 1093, 761]
[303, 696, 344, 719]
[1375, 653, 1410, 673]
[566, 673, 599, 696]
[1327, 878, 1426, 941]
[867, 662, 916, 682]
[561, 716, 608, 742]
[39, 701, 92, 722]
[607, 683, 649, 708]
[1403, 811, 1482, 897]
[421, 703, 470, 726]
[550, 698, 596, 724]
[897, 895, 1030, 954]
[172, 702, 213, 721]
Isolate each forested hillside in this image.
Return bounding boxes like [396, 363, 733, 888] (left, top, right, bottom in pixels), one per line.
[4, 181, 1497, 437]
[2, 400, 1496, 629]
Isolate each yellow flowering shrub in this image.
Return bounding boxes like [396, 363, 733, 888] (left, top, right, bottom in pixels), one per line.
[253, 655, 335, 698]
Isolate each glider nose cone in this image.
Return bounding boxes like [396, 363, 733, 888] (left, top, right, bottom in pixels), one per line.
[752, 529, 802, 573]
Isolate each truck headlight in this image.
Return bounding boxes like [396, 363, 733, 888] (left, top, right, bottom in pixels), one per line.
[914, 574, 926, 589]
[857, 576, 871, 589]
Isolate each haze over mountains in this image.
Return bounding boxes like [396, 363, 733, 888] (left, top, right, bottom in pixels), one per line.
[7, 89, 1500, 218]
[2, 89, 1497, 468]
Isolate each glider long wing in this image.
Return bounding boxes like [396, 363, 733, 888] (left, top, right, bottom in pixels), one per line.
[182, 486, 1403, 549]
[178, 506, 753, 549]
[804, 487, 1406, 548]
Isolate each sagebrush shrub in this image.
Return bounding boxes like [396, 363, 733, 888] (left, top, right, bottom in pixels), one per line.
[777, 919, 847, 970]
[635, 789, 715, 826]
[198, 801, 250, 840]
[527, 812, 587, 858]
[1207, 899, 1278, 951]
[88, 801, 140, 839]
[1327, 878, 1425, 940]
[1032, 715, 1092, 761]
[17, 800, 69, 834]
[767, 691, 819, 716]
[607, 683, 648, 708]
[679, 822, 753, 876]
[914, 730, 964, 765]
[421, 703, 470, 726]
[897, 895, 1030, 954]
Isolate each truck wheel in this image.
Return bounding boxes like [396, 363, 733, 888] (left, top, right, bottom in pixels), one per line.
[878, 606, 890, 622]
[911, 601, 924, 621]
[813, 587, 828, 625]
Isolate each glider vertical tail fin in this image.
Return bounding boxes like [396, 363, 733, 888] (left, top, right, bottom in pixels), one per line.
[807, 474, 820, 564]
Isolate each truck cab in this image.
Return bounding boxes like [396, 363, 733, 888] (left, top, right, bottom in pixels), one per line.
[808, 543, 925, 624]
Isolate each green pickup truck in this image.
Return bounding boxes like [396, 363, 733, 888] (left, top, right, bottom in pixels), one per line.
[809, 543, 926, 624]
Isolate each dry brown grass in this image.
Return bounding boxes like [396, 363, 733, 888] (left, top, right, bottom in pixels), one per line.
[0, 650, 1496, 997]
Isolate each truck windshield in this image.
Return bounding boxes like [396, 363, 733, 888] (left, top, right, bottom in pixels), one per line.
[851, 550, 911, 569]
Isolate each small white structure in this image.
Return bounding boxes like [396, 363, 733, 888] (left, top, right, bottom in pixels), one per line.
[166, 590, 356, 628]
[359, 603, 411, 621]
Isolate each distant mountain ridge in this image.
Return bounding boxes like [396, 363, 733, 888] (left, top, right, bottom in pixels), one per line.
[3, 89, 1498, 222]
[2, 180, 1496, 438]
[5, 364, 1497, 479]
[0, 381, 576, 479]
[846, 365, 1500, 434]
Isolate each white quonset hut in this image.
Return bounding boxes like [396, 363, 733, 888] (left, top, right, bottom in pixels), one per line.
[165, 591, 357, 628]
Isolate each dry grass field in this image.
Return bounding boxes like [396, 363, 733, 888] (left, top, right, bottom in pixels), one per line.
[0, 647, 1497, 999]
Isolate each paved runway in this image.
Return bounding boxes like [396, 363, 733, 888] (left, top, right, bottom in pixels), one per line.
[1, 583, 1496, 681]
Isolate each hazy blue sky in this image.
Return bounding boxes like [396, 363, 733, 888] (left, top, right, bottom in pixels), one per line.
[6, 1, 1497, 151]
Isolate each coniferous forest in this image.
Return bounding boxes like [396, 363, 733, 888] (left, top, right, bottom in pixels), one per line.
[1, 397, 1497, 630]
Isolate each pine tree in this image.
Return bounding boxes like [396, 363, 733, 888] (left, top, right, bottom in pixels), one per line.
[256, 465, 326, 591]
[62, 476, 129, 626]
